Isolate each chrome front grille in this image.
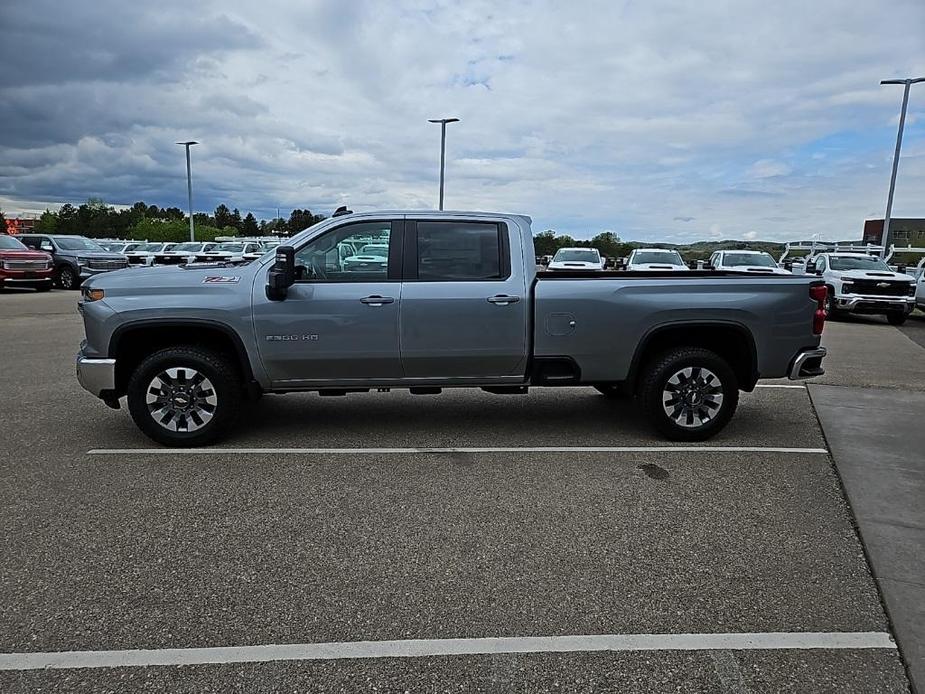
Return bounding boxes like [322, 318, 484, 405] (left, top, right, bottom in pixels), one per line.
[87, 259, 128, 270]
[3, 260, 50, 271]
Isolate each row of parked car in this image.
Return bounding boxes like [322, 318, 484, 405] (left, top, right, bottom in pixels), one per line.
[540, 246, 925, 324]
[0, 233, 282, 291]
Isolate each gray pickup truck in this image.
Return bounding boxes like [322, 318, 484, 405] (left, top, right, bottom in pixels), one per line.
[76, 210, 828, 446]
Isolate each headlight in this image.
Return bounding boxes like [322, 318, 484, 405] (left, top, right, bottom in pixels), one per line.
[76, 256, 89, 265]
[909, 284, 916, 296]
[81, 287, 105, 302]
[840, 282, 853, 294]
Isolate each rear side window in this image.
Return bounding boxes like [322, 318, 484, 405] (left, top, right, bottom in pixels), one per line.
[415, 221, 505, 281]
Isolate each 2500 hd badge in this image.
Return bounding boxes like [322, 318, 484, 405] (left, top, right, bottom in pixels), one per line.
[265, 334, 319, 341]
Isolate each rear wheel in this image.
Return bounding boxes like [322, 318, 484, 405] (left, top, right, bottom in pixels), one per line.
[639, 347, 739, 441]
[887, 312, 908, 326]
[825, 289, 841, 319]
[127, 346, 243, 447]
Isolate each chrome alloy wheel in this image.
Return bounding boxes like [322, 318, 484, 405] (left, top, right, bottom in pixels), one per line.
[145, 367, 218, 432]
[661, 366, 724, 429]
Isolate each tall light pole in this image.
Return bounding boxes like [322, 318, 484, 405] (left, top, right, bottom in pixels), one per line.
[176, 141, 199, 241]
[878, 78, 924, 258]
[428, 118, 459, 210]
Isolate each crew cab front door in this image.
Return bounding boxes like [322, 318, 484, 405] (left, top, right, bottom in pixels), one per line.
[399, 220, 528, 379]
[252, 220, 403, 386]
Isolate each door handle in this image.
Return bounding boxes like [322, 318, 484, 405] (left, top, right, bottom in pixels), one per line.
[487, 295, 521, 305]
[360, 295, 395, 306]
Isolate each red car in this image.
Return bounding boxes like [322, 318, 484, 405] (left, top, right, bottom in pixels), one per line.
[0, 235, 54, 291]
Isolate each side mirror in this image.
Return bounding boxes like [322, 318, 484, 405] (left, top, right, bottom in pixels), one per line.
[41, 242, 54, 252]
[266, 246, 295, 300]
[805, 260, 817, 274]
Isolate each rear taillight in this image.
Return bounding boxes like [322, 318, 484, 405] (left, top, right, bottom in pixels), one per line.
[810, 284, 827, 335]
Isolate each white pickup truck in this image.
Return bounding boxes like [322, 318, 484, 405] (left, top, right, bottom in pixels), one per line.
[808, 252, 916, 325]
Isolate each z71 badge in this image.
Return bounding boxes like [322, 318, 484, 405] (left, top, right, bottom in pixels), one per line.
[202, 276, 240, 284]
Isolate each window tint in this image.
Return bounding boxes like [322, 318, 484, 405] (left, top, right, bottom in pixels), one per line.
[416, 222, 503, 280]
[294, 221, 392, 281]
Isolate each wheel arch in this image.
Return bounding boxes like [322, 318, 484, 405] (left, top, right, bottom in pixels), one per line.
[626, 321, 758, 395]
[109, 319, 255, 396]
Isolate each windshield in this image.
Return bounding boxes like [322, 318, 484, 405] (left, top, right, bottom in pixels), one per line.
[632, 250, 684, 265]
[55, 237, 105, 251]
[135, 243, 163, 252]
[553, 249, 600, 263]
[829, 255, 892, 272]
[99, 242, 125, 252]
[358, 244, 388, 256]
[0, 236, 29, 250]
[214, 243, 245, 252]
[722, 252, 777, 268]
[172, 243, 202, 252]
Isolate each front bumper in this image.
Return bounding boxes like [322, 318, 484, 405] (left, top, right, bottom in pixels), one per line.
[788, 347, 827, 380]
[76, 354, 116, 397]
[835, 294, 915, 314]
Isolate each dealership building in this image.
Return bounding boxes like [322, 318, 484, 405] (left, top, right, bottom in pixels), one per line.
[863, 218, 925, 247]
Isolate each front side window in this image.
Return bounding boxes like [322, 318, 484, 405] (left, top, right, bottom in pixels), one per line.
[294, 221, 393, 281]
[416, 221, 503, 281]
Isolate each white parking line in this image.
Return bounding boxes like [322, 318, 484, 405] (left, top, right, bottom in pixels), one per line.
[87, 446, 829, 455]
[0, 632, 894, 671]
[754, 384, 808, 389]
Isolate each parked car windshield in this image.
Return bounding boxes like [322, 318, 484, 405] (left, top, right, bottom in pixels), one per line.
[632, 251, 684, 265]
[554, 249, 600, 263]
[99, 242, 126, 252]
[135, 243, 164, 252]
[171, 243, 203, 252]
[358, 244, 388, 256]
[54, 237, 105, 251]
[722, 252, 777, 268]
[829, 255, 891, 271]
[0, 236, 28, 250]
[214, 243, 245, 252]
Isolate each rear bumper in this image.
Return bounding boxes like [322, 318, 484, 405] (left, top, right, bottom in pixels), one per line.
[76, 354, 116, 397]
[788, 347, 827, 380]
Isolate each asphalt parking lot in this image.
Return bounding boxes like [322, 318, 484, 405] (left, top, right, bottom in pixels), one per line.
[0, 289, 918, 692]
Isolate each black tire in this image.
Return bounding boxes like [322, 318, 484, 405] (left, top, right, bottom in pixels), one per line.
[887, 312, 907, 326]
[639, 347, 739, 441]
[56, 265, 79, 290]
[594, 384, 625, 399]
[825, 288, 840, 319]
[127, 346, 243, 447]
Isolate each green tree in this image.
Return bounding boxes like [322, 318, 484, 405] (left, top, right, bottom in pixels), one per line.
[56, 204, 79, 234]
[242, 212, 259, 235]
[287, 209, 319, 234]
[231, 208, 243, 232]
[36, 210, 58, 232]
[0, 207, 7, 233]
[214, 204, 234, 229]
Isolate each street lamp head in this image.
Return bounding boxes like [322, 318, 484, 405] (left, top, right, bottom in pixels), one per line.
[881, 78, 925, 85]
[176, 140, 199, 146]
[428, 118, 460, 124]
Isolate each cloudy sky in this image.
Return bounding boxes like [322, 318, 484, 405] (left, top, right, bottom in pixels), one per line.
[1, 0, 923, 242]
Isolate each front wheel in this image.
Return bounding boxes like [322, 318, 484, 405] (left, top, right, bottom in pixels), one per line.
[639, 347, 739, 441]
[887, 312, 908, 326]
[825, 290, 841, 319]
[56, 265, 79, 290]
[127, 347, 243, 447]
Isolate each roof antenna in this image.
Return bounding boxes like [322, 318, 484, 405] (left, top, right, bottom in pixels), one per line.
[332, 205, 352, 217]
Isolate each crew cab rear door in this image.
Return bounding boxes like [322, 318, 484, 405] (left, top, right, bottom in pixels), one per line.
[399, 219, 528, 379]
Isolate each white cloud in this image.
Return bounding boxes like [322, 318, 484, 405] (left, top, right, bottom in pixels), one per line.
[1, 0, 924, 242]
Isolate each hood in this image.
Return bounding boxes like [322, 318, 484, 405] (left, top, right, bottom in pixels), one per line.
[628, 263, 688, 271]
[725, 265, 790, 275]
[832, 269, 913, 282]
[548, 260, 600, 269]
[84, 262, 260, 294]
[0, 249, 51, 261]
[66, 251, 126, 260]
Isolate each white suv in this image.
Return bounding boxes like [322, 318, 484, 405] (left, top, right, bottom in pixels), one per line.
[809, 252, 916, 325]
